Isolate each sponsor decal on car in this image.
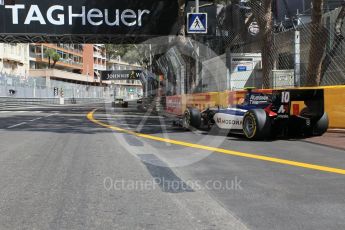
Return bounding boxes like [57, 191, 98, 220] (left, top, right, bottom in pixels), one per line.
[214, 113, 243, 130]
[216, 117, 243, 126]
[249, 95, 270, 105]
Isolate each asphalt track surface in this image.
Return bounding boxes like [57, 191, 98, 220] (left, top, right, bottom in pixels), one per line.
[0, 102, 344, 230]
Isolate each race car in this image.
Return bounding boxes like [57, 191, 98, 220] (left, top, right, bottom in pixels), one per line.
[112, 98, 129, 108]
[178, 89, 329, 140]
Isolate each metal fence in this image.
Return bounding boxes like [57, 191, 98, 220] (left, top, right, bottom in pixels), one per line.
[0, 72, 110, 100]
[226, 3, 345, 89]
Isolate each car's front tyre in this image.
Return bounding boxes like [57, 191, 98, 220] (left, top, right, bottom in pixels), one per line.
[183, 108, 201, 130]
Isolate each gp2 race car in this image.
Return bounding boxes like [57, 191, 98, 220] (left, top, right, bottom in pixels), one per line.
[177, 89, 329, 140]
[112, 98, 129, 108]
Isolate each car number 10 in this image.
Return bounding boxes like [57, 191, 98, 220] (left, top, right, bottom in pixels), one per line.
[281, 92, 290, 103]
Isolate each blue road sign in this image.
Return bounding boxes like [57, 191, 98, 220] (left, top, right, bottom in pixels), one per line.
[238, 66, 247, 72]
[187, 13, 207, 34]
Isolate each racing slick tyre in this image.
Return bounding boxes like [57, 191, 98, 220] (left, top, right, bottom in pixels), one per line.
[183, 108, 201, 130]
[312, 112, 329, 136]
[243, 109, 271, 140]
[122, 102, 129, 108]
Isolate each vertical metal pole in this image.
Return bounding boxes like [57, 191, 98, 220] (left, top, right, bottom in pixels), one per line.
[302, 0, 305, 13]
[145, 71, 148, 97]
[195, 0, 200, 93]
[148, 44, 152, 98]
[226, 47, 231, 90]
[294, 30, 301, 87]
[181, 62, 185, 95]
[33, 79, 36, 98]
[149, 44, 152, 72]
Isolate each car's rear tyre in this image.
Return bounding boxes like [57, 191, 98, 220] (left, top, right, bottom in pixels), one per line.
[122, 102, 129, 108]
[313, 112, 329, 136]
[183, 108, 201, 130]
[243, 109, 271, 140]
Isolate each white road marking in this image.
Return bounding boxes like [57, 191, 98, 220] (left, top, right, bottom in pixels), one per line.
[7, 122, 27, 129]
[6, 113, 57, 129]
[29, 117, 43, 122]
[45, 114, 56, 117]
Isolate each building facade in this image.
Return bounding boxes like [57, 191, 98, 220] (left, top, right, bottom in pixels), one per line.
[0, 43, 29, 77]
[93, 44, 107, 80]
[29, 44, 103, 86]
[30, 44, 84, 73]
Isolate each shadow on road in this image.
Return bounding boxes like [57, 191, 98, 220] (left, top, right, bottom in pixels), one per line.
[139, 154, 195, 193]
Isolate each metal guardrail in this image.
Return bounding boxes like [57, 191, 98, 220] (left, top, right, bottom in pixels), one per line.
[0, 97, 106, 106]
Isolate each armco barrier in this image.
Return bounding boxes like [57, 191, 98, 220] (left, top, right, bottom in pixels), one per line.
[0, 97, 60, 105]
[0, 97, 105, 106]
[165, 86, 345, 129]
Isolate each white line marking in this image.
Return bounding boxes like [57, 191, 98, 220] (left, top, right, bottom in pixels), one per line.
[7, 122, 27, 129]
[45, 114, 56, 117]
[6, 113, 56, 129]
[29, 117, 43, 122]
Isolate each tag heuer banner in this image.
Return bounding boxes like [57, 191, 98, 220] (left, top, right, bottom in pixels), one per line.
[101, 70, 142, 81]
[0, 0, 178, 37]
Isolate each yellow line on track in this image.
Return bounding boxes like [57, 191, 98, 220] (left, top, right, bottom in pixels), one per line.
[87, 109, 345, 175]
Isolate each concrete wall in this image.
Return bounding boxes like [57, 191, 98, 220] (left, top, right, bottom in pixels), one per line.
[29, 69, 100, 85]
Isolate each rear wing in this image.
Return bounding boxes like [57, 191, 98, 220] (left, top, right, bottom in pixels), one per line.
[271, 89, 325, 118]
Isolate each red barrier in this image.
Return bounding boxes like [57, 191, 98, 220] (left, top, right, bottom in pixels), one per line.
[166, 95, 183, 115]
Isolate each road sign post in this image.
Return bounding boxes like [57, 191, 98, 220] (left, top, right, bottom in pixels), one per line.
[195, 0, 200, 92]
[187, 2, 207, 93]
[187, 13, 208, 34]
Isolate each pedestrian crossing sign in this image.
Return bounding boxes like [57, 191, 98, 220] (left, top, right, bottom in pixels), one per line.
[187, 13, 207, 34]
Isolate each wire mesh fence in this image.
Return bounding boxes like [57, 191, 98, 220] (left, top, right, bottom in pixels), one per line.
[225, 2, 345, 89]
[158, 1, 345, 95]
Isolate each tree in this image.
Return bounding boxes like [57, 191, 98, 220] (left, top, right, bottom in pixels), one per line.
[44, 49, 54, 68]
[177, 0, 186, 36]
[306, 0, 328, 86]
[105, 44, 132, 60]
[105, 44, 147, 64]
[320, 2, 345, 84]
[44, 49, 60, 69]
[249, 0, 274, 88]
[51, 52, 61, 68]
